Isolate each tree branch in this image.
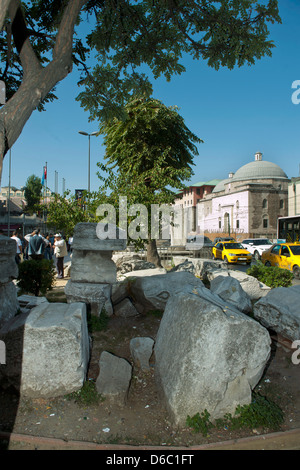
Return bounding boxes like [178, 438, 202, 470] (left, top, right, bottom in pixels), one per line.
[0, 0, 11, 32]
[8, 0, 42, 79]
[0, 0, 88, 182]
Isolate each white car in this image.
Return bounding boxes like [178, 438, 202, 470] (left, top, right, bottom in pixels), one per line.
[241, 238, 274, 260]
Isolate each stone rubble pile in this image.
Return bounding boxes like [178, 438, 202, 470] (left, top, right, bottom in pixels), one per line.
[1, 223, 299, 425]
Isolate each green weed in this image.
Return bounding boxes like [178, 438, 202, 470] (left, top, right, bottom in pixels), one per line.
[65, 380, 105, 406]
[186, 393, 284, 436]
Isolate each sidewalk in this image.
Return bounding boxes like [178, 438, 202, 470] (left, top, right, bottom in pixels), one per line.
[1, 428, 300, 450]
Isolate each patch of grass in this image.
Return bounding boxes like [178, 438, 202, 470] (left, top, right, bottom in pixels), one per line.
[65, 380, 105, 406]
[147, 309, 164, 318]
[87, 309, 109, 332]
[186, 392, 284, 437]
[186, 409, 213, 437]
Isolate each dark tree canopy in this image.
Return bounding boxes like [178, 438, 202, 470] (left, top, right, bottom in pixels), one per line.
[103, 97, 202, 188]
[24, 173, 42, 213]
[0, 0, 281, 179]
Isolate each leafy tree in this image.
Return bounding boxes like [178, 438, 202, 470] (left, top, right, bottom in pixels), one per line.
[0, 1, 281, 180]
[46, 188, 108, 238]
[99, 96, 202, 265]
[24, 174, 42, 214]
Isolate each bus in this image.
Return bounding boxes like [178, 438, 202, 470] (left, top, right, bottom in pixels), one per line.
[277, 215, 300, 242]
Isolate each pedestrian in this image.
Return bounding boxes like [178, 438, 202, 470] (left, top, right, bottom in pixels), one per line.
[11, 230, 22, 264]
[68, 235, 73, 253]
[53, 233, 68, 279]
[49, 233, 55, 258]
[25, 229, 49, 260]
[44, 233, 52, 260]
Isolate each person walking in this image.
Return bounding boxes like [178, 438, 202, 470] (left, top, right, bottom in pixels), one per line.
[53, 233, 68, 279]
[11, 230, 22, 264]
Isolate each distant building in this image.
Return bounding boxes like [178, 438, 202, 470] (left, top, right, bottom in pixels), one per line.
[174, 179, 222, 209]
[0, 186, 25, 198]
[171, 179, 221, 244]
[197, 152, 290, 240]
[0, 186, 52, 236]
[288, 177, 300, 216]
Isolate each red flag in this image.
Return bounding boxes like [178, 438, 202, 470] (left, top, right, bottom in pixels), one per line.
[42, 166, 47, 185]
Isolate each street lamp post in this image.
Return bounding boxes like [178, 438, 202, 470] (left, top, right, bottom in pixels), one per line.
[7, 148, 11, 236]
[78, 131, 97, 193]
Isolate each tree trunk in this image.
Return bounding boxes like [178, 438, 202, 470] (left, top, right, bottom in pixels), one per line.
[0, 0, 87, 182]
[146, 238, 162, 267]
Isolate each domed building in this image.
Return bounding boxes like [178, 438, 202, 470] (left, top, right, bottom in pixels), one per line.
[197, 152, 290, 239]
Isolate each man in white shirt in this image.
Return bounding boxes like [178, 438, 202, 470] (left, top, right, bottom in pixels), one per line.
[54, 233, 68, 278]
[11, 230, 22, 264]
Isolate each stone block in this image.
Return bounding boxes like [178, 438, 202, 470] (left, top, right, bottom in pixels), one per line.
[128, 271, 204, 313]
[71, 249, 117, 284]
[253, 285, 300, 341]
[72, 222, 126, 251]
[96, 351, 132, 404]
[0, 302, 90, 398]
[207, 269, 270, 300]
[64, 280, 113, 316]
[114, 298, 139, 317]
[154, 291, 270, 426]
[130, 337, 154, 370]
[0, 235, 18, 284]
[0, 282, 19, 328]
[210, 275, 252, 313]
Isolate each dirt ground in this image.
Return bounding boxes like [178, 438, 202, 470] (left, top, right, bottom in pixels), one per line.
[1, 278, 300, 450]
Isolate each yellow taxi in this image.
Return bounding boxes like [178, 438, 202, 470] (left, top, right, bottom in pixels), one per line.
[212, 241, 252, 265]
[261, 242, 300, 278]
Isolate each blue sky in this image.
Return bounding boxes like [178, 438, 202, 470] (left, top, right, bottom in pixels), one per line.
[1, 0, 300, 195]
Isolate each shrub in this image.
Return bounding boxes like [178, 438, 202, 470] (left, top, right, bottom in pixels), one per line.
[65, 380, 105, 406]
[246, 261, 293, 288]
[186, 393, 284, 436]
[17, 259, 56, 296]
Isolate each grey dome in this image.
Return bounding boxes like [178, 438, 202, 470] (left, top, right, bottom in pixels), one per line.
[231, 159, 288, 182]
[212, 153, 288, 194]
[212, 178, 230, 193]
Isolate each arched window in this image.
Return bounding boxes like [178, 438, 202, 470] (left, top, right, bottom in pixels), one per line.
[262, 199, 268, 209]
[224, 213, 230, 233]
